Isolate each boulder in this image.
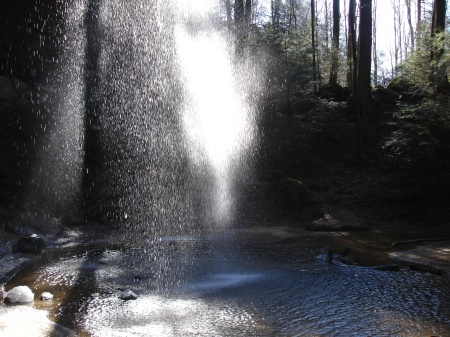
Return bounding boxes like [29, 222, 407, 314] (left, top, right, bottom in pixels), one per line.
[4, 286, 34, 304]
[372, 85, 399, 105]
[387, 76, 414, 93]
[317, 83, 351, 102]
[17, 234, 45, 254]
[0, 77, 18, 101]
[119, 289, 138, 301]
[39, 292, 53, 301]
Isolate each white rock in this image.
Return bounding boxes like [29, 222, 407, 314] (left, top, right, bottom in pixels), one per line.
[39, 292, 53, 301]
[5, 286, 34, 304]
[118, 289, 137, 301]
[0, 306, 76, 336]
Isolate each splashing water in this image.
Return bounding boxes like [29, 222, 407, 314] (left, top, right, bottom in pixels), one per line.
[175, 12, 256, 226]
[27, 0, 86, 223]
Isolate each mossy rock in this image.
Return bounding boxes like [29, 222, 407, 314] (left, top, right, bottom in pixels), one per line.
[387, 76, 414, 93]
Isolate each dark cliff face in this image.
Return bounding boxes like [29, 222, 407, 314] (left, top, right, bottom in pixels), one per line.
[0, 0, 63, 81]
[0, 1, 64, 212]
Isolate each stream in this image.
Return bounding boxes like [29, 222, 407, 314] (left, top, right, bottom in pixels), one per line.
[2, 236, 449, 336]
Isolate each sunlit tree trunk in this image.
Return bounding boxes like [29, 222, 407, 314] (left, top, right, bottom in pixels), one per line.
[391, 0, 399, 74]
[372, 0, 377, 86]
[329, 0, 340, 88]
[405, 0, 414, 52]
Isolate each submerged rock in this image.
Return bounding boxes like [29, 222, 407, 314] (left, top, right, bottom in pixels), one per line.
[372, 264, 401, 272]
[39, 292, 53, 301]
[4, 286, 34, 304]
[306, 214, 370, 232]
[119, 289, 138, 301]
[409, 264, 445, 275]
[17, 234, 45, 254]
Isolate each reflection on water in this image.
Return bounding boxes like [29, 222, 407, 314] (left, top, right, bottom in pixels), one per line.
[2, 240, 450, 337]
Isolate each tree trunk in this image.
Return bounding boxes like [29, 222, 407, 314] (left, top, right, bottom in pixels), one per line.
[416, 0, 421, 41]
[392, 0, 398, 74]
[271, 0, 281, 30]
[346, 0, 355, 88]
[397, 0, 403, 63]
[405, 0, 414, 52]
[311, 0, 317, 93]
[357, 0, 373, 117]
[372, 0, 377, 86]
[244, 0, 252, 36]
[235, 0, 244, 54]
[324, 0, 330, 51]
[329, 0, 340, 88]
[348, 0, 361, 164]
[225, 0, 233, 33]
[430, 0, 447, 91]
[288, 0, 297, 30]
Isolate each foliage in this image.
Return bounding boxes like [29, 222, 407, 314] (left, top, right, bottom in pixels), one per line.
[382, 98, 450, 174]
[248, 21, 314, 95]
[400, 32, 449, 89]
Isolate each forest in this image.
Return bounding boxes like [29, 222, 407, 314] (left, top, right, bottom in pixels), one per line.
[221, 0, 450, 226]
[0, 0, 449, 226]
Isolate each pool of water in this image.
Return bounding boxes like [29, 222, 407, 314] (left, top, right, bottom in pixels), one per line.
[2, 238, 450, 336]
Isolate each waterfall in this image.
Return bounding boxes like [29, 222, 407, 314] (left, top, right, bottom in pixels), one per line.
[28, 0, 261, 247]
[88, 0, 260, 238]
[175, 5, 256, 227]
[27, 0, 86, 225]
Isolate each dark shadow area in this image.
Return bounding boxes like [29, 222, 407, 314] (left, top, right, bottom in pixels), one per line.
[83, 0, 102, 222]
